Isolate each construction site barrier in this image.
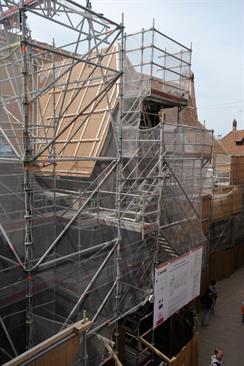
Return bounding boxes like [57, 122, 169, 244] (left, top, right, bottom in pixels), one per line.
[201, 244, 244, 294]
[170, 331, 198, 366]
[140, 332, 198, 366]
[3, 320, 92, 366]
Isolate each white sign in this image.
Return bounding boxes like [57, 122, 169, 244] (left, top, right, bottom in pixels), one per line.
[153, 247, 203, 329]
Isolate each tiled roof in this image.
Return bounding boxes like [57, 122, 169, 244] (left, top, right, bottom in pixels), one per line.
[220, 130, 244, 156]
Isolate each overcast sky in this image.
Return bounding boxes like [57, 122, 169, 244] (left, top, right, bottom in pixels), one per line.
[91, 0, 244, 137]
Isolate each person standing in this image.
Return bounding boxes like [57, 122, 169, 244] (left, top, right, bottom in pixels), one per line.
[210, 348, 224, 366]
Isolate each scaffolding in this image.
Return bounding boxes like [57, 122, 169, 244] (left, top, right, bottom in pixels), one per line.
[0, 1, 213, 365]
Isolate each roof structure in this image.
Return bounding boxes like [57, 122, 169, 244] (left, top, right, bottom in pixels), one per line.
[36, 47, 119, 177]
[0, 29, 193, 177]
[220, 121, 244, 156]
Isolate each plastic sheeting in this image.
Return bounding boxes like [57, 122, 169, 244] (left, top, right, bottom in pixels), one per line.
[0, 2, 212, 364]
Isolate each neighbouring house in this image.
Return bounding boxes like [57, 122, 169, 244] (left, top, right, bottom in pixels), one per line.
[213, 119, 244, 185]
[220, 119, 244, 156]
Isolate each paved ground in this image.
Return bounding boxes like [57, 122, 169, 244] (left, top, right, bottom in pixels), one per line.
[198, 265, 244, 365]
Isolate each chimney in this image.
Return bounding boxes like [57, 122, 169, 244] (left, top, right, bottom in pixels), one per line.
[232, 118, 237, 131]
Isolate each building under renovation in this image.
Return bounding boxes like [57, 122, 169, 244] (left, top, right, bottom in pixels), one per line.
[0, 1, 215, 365]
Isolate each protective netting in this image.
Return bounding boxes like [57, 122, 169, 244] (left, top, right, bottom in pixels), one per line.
[124, 29, 191, 101]
[0, 1, 213, 364]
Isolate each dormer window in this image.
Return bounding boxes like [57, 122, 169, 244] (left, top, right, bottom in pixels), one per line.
[236, 138, 244, 146]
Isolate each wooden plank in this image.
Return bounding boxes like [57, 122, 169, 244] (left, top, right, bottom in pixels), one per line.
[35, 353, 52, 366]
[65, 336, 80, 365]
[3, 321, 91, 366]
[201, 244, 244, 297]
[191, 332, 198, 366]
[139, 336, 172, 363]
[48, 343, 66, 366]
[171, 333, 198, 366]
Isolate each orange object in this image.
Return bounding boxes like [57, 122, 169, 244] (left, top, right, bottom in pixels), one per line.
[21, 45, 27, 54]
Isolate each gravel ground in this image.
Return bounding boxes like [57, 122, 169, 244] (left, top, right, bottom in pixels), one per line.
[198, 266, 244, 365]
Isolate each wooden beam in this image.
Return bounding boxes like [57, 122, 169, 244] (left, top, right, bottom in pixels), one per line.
[3, 320, 92, 366]
[139, 336, 172, 364]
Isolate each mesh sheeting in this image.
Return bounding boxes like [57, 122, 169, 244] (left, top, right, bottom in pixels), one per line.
[124, 29, 191, 100]
[0, 122, 211, 362]
[209, 214, 244, 251]
[0, 117, 211, 362]
[0, 2, 212, 364]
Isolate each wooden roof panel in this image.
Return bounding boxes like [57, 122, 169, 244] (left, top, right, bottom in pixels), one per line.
[37, 47, 119, 176]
